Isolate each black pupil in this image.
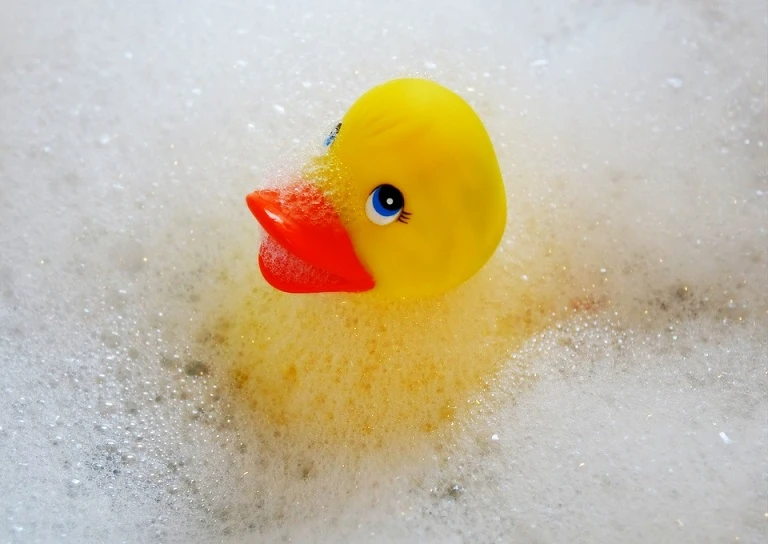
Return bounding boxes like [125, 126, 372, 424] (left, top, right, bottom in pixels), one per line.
[377, 184, 403, 211]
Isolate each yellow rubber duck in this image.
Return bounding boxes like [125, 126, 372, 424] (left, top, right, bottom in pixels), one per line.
[219, 78, 542, 456]
[246, 78, 507, 298]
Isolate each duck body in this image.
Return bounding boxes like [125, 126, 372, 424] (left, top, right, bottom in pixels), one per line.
[229, 79, 520, 451]
[246, 78, 507, 298]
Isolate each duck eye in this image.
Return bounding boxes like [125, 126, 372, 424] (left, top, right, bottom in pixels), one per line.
[366, 184, 405, 225]
[324, 122, 341, 147]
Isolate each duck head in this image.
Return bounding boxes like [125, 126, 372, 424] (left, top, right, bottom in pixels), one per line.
[246, 78, 507, 298]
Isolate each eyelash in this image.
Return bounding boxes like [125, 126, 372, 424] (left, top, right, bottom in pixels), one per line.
[397, 210, 412, 224]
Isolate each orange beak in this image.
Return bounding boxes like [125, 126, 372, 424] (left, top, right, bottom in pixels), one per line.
[245, 182, 375, 294]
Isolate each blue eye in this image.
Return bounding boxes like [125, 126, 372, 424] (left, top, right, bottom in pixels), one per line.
[366, 184, 408, 225]
[324, 122, 341, 147]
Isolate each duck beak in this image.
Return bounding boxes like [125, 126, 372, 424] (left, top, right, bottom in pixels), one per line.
[245, 182, 375, 294]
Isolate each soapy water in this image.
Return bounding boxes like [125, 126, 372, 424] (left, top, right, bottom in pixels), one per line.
[1, 0, 767, 542]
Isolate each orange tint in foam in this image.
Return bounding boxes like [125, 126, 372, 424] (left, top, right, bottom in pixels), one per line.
[204, 252, 574, 454]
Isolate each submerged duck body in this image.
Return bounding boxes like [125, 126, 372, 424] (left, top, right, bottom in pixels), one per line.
[246, 78, 507, 298]
[228, 79, 528, 451]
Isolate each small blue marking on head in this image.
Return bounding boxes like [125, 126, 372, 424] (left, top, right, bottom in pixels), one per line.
[324, 122, 342, 147]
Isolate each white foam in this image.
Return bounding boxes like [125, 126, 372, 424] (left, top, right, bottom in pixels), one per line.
[0, 0, 766, 542]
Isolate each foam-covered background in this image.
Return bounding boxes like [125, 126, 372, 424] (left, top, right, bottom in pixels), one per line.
[1, 0, 766, 542]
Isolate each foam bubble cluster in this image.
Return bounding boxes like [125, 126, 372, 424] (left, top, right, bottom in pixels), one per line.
[0, 0, 765, 542]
